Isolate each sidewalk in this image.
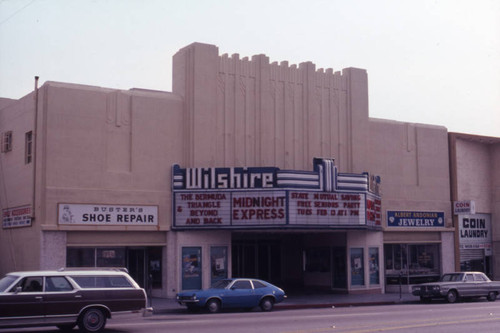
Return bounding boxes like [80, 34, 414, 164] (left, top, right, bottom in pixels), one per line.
[151, 292, 418, 314]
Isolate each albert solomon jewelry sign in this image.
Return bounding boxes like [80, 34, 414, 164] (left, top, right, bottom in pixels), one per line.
[387, 211, 445, 227]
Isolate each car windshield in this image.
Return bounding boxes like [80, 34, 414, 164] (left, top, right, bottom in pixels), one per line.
[0, 275, 18, 292]
[440, 273, 464, 282]
[211, 279, 232, 289]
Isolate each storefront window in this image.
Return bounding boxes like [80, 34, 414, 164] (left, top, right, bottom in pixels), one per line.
[148, 247, 163, 289]
[67, 248, 95, 267]
[210, 246, 228, 285]
[384, 243, 440, 285]
[96, 248, 126, 267]
[350, 248, 364, 286]
[369, 248, 379, 285]
[66, 247, 163, 289]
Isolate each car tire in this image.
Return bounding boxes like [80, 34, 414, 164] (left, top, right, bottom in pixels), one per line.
[206, 299, 221, 313]
[487, 291, 497, 302]
[446, 290, 458, 303]
[260, 297, 274, 312]
[78, 308, 107, 332]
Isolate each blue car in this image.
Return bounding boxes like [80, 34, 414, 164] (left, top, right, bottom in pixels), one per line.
[176, 278, 286, 313]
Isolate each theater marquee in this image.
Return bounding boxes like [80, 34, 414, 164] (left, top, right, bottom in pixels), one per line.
[172, 158, 381, 230]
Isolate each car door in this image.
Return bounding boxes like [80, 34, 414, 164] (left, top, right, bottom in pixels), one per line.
[0, 276, 44, 326]
[223, 280, 255, 308]
[42, 276, 82, 322]
[460, 273, 476, 297]
[472, 273, 490, 296]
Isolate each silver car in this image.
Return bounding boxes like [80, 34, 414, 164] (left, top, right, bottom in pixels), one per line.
[412, 272, 500, 303]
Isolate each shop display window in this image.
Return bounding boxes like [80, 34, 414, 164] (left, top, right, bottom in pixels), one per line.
[384, 243, 440, 285]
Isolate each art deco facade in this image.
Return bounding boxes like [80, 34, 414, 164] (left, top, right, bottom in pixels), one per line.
[1, 43, 497, 297]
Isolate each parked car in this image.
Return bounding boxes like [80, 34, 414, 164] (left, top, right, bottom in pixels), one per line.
[177, 278, 286, 313]
[0, 268, 152, 332]
[412, 272, 500, 303]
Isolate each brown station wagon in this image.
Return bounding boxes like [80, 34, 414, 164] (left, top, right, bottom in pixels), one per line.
[0, 268, 152, 332]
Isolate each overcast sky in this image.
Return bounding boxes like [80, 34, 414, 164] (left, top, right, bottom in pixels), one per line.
[1, 0, 499, 137]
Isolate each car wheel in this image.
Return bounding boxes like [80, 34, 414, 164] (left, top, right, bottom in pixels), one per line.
[260, 297, 274, 311]
[78, 308, 107, 332]
[56, 323, 76, 331]
[206, 299, 221, 313]
[420, 296, 432, 303]
[446, 290, 458, 303]
[487, 291, 497, 302]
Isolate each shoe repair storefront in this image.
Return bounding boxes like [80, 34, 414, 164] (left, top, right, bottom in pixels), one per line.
[54, 204, 165, 291]
[172, 158, 383, 294]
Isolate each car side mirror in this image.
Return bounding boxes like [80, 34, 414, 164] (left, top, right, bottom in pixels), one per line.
[14, 286, 22, 294]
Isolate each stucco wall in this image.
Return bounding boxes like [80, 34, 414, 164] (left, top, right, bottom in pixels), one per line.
[39, 82, 184, 232]
[173, 42, 369, 173]
[0, 92, 41, 274]
[368, 119, 452, 226]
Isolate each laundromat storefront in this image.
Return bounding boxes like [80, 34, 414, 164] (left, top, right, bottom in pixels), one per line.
[172, 158, 383, 292]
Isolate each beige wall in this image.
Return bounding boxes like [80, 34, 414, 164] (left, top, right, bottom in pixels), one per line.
[0, 82, 184, 275]
[0, 92, 40, 272]
[173, 42, 369, 173]
[453, 134, 500, 278]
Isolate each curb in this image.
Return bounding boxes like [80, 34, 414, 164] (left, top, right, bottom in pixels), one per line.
[152, 299, 415, 315]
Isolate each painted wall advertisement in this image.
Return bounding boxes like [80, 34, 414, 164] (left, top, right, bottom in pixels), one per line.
[2, 205, 32, 228]
[58, 203, 158, 226]
[387, 211, 445, 228]
[459, 214, 491, 249]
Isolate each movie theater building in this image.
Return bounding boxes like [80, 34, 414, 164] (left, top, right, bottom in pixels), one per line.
[1, 42, 456, 297]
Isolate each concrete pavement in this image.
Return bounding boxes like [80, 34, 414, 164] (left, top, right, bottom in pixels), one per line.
[151, 292, 418, 314]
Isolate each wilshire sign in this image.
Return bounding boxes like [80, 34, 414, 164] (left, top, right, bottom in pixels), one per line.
[172, 158, 381, 230]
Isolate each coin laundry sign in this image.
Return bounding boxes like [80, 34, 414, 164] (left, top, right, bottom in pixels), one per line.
[459, 214, 491, 249]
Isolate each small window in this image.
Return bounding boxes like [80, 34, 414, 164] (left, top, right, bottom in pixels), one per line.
[25, 131, 33, 164]
[252, 280, 267, 289]
[71, 275, 133, 289]
[46, 276, 73, 292]
[2, 131, 12, 152]
[232, 280, 252, 289]
[466, 274, 474, 282]
[474, 274, 488, 282]
[11, 277, 43, 292]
